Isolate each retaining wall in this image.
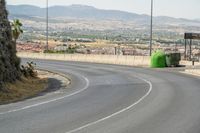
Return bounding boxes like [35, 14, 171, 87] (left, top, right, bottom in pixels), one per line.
[17, 52, 150, 67]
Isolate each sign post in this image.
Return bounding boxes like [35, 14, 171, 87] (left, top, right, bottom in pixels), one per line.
[150, 0, 153, 56]
[46, 0, 49, 51]
[184, 33, 200, 60]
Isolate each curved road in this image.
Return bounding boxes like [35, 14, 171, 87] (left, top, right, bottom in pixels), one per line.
[1, 59, 200, 133]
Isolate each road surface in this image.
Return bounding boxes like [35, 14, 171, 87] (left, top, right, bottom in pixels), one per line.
[0, 59, 200, 133]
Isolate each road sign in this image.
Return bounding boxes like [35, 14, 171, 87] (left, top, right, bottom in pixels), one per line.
[184, 33, 200, 40]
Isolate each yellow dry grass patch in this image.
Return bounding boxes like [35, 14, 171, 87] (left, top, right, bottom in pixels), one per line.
[0, 77, 48, 105]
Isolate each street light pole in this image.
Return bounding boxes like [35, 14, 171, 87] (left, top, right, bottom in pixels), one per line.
[150, 0, 153, 56]
[46, 0, 49, 51]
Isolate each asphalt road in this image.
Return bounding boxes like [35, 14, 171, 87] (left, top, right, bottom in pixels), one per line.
[1, 59, 200, 133]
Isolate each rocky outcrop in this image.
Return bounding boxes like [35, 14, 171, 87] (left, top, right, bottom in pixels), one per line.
[0, 0, 21, 89]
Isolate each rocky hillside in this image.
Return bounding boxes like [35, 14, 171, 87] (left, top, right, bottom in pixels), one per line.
[0, 0, 21, 89]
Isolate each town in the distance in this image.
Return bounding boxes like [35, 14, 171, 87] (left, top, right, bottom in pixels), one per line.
[8, 4, 200, 60]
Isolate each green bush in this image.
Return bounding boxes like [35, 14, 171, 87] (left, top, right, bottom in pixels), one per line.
[151, 51, 166, 68]
[44, 50, 55, 53]
[44, 48, 76, 54]
[21, 62, 37, 78]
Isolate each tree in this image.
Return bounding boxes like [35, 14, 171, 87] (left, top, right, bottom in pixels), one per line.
[11, 19, 23, 43]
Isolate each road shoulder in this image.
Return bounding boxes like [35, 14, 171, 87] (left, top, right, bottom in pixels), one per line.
[0, 70, 71, 105]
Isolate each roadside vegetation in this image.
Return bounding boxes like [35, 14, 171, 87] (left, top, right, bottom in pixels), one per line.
[11, 19, 23, 43]
[0, 61, 48, 105]
[44, 47, 77, 54]
[0, 76, 47, 105]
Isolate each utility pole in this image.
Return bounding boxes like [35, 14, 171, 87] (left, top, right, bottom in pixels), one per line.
[150, 0, 153, 56]
[46, 0, 49, 51]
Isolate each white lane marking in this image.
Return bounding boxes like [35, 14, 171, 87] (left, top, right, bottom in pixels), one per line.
[0, 76, 89, 115]
[66, 76, 152, 133]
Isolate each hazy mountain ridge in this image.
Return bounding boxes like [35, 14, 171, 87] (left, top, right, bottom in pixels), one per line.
[7, 4, 144, 20]
[7, 4, 200, 25]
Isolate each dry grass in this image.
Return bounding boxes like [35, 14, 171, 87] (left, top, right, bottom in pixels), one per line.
[38, 39, 117, 48]
[0, 77, 48, 105]
[83, 40, 116, 48]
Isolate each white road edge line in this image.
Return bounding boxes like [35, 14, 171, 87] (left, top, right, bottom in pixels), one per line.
[0, 76, 89, 115]
[66, 76, 152, 133]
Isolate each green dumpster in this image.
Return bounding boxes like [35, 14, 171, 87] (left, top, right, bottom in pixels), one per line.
[151, 51, 166, 68]
[165, 53, 181, 67]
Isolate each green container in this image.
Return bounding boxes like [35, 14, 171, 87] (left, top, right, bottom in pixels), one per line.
[151, 51, 166, 68]
[166, 53, 181, 67]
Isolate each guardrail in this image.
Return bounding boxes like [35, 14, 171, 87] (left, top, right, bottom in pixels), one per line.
[17, 52, 151, 67]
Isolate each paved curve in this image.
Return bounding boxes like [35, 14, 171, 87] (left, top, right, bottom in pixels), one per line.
[0, 59, 200, 133]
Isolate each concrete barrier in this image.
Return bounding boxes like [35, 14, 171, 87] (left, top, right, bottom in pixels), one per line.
[182, 68, 200, 77]
[180, 60, 200, 67]
[17, 52, 151, 67]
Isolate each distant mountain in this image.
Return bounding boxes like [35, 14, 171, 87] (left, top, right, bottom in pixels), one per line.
[7, 5, 44, 16]
[7, 4, 148, 21]
[7, 4, 200, 25]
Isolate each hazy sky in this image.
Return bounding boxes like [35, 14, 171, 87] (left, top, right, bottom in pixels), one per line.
[6, 0, 200, 19]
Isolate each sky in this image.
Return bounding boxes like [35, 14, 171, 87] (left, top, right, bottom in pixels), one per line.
[6, 0, 200, 19]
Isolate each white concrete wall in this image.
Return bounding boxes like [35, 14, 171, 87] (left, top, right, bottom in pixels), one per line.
[183, 68, 200, 77]
[180, 60, 200, 66]
[18, 52, 200, 67]
[17, 52, 151, 67]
